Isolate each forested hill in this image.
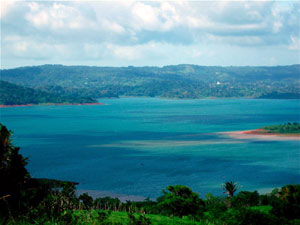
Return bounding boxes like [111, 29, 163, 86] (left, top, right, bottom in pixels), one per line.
[1, 64, 300, 99]
[0, 80, 96, 105]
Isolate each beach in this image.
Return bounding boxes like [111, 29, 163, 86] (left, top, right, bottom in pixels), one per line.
[220, 129, 300, 141]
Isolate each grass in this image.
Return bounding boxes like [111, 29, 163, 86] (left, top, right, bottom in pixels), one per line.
[249, 205, 272, 214]
[72, 210, 208, 225]
[4, 206, 275, 225]
[108, 211, 206, 224]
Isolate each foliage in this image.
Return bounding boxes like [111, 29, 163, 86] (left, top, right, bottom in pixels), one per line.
[157, 185, 205, 218]
[221, 208, 285, 225]
[79, 193, 94, 210]
[249, 205, 272, 214]
[222, 181, 240, 198]
[0, 124, 30, 216]
[72, 210, 111, 225]
[1, 64, 300, 102]
[127, 212, 151, 225]
[0, 80, 96, 105]
[261, 122, 300, 134]
[270, 184, 300, 220]
[231, 191, 260, 208]
[204, 193, 227, 220]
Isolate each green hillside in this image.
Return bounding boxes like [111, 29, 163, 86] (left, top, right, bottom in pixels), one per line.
[1, 64, 299, 99]
[0, 80, 96, 105]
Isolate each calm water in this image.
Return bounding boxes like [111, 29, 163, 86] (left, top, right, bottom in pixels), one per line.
[1, 98, 300, 199]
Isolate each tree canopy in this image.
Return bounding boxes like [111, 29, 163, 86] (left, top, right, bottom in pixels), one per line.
[157, 185, 205, 217]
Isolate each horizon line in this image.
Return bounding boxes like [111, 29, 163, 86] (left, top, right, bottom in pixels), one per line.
[1, 63, 300, 70]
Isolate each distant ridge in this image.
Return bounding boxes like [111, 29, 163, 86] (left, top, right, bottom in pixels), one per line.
[1, 64, 299, 100]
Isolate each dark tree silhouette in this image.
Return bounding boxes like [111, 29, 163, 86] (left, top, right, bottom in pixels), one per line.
[158, 185, 205, 218]
[0, 124, 30, 216]
[223, 181, 240, 198]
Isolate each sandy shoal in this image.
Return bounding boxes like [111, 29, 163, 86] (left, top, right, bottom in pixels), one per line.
[219, 129, 300, 141]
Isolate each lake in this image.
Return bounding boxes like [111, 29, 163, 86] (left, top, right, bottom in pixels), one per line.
[1, 98, 300, 199]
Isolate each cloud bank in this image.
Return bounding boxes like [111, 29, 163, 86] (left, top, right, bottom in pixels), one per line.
[1, 1, 299, 68]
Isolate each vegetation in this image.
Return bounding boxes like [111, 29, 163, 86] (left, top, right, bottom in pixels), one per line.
[222, 181, 240, 198]
[261, 122, 300, 134]
[0, 80, 96, 105]
[157, 185, 205, 218]
[1, 64, 299, 105]
[1, 123, 300, 224]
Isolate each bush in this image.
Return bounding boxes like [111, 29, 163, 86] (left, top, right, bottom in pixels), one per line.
[231, 191, 260, 208]
[205, 193, 227, 219]
[157, 185, 205, 218]
[221, 208, 286, 225]
[128, 212, 151, 225]
[271, 185, 300, 220]
[79, 193, 93, 210]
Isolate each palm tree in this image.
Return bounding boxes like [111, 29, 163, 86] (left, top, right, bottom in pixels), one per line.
[222, 181, 240, 198]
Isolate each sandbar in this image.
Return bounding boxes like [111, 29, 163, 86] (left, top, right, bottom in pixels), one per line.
[219, 129, 300, 141]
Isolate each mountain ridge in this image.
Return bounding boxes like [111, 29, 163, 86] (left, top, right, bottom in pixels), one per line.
[1, 64, 299, 100]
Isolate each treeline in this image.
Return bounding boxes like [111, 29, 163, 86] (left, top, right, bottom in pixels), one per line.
[0, 80, 96, 105]
[1, 124, 300, 225]
[259, 92, 300, 99]
[262, 122, 300, 134]
[1, 64, 299, 101]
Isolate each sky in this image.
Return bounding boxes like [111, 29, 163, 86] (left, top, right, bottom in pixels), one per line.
[1, 0, 299, 69]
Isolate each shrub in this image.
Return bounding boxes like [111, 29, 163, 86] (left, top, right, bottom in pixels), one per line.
[221, 208, 285, 225]
[128, 212, 151, 225]
[157, 185, 205, 218]
[231, 191, 260, 208]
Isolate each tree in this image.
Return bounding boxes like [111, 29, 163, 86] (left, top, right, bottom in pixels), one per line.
[79, 192, 93, 210]
[0, 124, 30, 215]
[157, 185, 204, 218]
[221, 208, 284, 225]
[222, 181, 240, 198]
[231, 191, 259, 208]
[271, 184, 300, 219]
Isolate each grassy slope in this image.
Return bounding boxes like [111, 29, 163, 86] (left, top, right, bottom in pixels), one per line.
[72, 210, 205, 225]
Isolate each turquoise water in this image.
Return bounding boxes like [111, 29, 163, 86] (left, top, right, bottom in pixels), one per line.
[1, 98, 300, 198]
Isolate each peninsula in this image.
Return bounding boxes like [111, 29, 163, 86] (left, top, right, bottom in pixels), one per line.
[221, 122, 300, 141]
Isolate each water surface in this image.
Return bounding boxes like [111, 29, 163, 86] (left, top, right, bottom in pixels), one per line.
[1, 98, 299, 198]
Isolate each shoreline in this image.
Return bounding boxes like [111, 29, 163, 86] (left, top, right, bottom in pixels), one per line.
[220, 129, 300, 141]
[0, 102, 105, 108]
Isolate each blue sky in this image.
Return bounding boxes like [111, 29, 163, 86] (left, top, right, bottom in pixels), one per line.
[1, 0, 299, 68]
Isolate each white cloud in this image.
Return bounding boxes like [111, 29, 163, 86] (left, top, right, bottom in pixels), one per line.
[132, 2, 158, 27]
[1, 1, 299, 68]
[288, 36, 300, 50]
[272, 21, 282, 33]
[102, 20, 125, 33]
[0, 0, 17, 18]
[25, 2, 97, 31]
[13, 41, 28, 53]
[109, 44, 141, 60]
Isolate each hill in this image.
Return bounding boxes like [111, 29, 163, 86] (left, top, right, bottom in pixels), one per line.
[0, 80, 96, 105]
[1, 64, 300, 99]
